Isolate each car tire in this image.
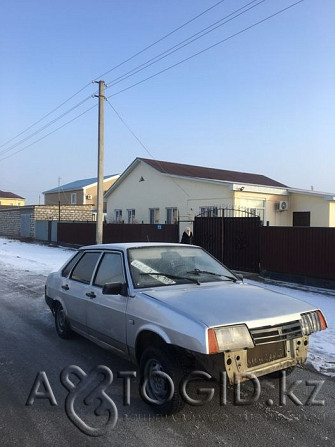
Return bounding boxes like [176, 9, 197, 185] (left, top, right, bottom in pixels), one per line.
[54, 302, 72, 339]
[139, 346, 187, 415]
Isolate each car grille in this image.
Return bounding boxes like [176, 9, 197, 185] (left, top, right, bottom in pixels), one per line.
[250, 320, 302, 345]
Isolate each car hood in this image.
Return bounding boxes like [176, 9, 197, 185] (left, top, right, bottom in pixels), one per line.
[141, 282, 317, 328]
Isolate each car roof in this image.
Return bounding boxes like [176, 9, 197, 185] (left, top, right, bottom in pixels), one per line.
[79, 242, 197, 251]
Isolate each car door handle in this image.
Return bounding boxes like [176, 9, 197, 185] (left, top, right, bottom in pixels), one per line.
[86, 291, 96, 299]
[61, 284, 69, 290]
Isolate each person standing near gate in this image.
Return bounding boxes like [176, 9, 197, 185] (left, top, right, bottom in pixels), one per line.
[180, 227, 193, 244]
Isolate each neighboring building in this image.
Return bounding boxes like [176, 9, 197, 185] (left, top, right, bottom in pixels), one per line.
[0, 190, 25, 207]
[43, 175, 119, 213]
[104, 158, 335, 227]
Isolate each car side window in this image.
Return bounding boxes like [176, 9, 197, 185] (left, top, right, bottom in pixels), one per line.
[93, 252, 125, 287]
[61, 252, 82, 278]
[70, 252, 101, 284]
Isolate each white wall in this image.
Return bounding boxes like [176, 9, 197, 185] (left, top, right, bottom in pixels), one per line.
[106, 161, 335, 227]
[290, 194, 330, 227]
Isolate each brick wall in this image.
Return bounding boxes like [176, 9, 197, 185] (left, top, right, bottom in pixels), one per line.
[0, 208, 25, 237]
[33, 205, 93, 221]
[0, 205, 93, 239]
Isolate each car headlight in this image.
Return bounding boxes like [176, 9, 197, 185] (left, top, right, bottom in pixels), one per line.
[208, 324, 254, 354]
[300, 310, 327, 335]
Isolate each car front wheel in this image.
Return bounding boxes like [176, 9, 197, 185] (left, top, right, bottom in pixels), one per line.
[54, 303, 72, 339]
[139, 346, 187, 415]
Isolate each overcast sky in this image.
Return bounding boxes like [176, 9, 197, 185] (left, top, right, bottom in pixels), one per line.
[1, 0, 334, 204]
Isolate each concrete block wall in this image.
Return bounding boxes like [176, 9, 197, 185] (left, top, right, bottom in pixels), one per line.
[34, 205, 93, 222]
[0, 208, 23, 237]
[0, 205, 93, 239]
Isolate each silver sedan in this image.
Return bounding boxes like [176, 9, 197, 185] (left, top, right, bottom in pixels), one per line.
[45, 243, 327, 415]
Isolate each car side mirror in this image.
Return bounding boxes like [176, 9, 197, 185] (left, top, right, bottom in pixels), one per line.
[102, 282, 127, 296]
[235, 273, 244, 282]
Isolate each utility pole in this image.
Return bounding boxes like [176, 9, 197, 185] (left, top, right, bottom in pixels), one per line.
[94, 80, 105, 245]
[58, 176, 61, 221]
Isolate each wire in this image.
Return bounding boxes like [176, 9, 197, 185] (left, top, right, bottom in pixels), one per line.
[97, 0, 227, 80]
[0, 95, 94, 156]
[106, 99, 191, 197]
[0, 103, 97, 162]
[0, 0, 305, 161]
[107, 0, 305, 99]
[106, 99, 155, 160]
[0, 83, 94, 150]
[0, 0, 226, 151]
[106, 0, 264, 90]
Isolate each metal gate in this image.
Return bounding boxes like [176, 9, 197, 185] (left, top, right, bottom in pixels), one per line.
[194, 213, 260, 273]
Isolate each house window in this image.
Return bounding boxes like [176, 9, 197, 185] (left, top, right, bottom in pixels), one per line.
[244, 207, 264, 222]
[115, 209, 122, 223]
[293, 212, 310, 227]
[166, 207, 178, 224]
[149, 208, 160, 224]
[71, 193, 77, 204]
[127, 209, 135, 224]
[200, 206, 218, 217]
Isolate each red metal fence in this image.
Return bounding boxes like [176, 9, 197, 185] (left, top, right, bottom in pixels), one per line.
[194, 217, 335, 284]
[56, 220, 335, 285]
[57, 222, 179, 247]
[194, 217, 260, 272]
[260, 227, 335, 281]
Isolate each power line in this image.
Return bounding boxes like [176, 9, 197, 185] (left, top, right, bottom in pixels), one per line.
[0, 83, 93, 150]
[0, 0, 305, 161]
[1, 0, 226, 151]
[0, 1, 253, 159]
[107, 0, 305, 99]
[0, 103, 97, 162]
[0, 95, 94, 157]
[97, 0, 227, 80]
[106, 0, 264, 90]
[106, 99, 191, 197]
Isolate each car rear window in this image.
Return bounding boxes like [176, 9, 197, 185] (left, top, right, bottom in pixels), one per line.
[61, 252, 82, 277]
[70, 252, 101, 284]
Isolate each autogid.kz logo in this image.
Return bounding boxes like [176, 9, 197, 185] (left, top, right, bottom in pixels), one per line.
[25, 365, 326, 437]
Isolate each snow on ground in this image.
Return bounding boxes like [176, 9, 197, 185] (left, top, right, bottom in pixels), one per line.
[0, 237, 334, 377]
[0, 236, 74, 275]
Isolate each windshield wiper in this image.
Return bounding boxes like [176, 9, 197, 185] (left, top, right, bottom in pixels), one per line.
[186, 269, 237, 282]
[140, 272, 201, 285]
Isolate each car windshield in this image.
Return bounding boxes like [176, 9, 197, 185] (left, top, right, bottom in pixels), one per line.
[127, 245, 237, 289]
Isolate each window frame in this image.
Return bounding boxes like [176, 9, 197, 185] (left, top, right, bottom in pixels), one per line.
[71, 193, 77, 205]
[149, 208, 160, 224]
[69, 251, 102, 284]
[166, 207, 178, 224]
[61, 251, 83, 278]
[114, 209, 122, 222]
[127, 209, 135, 224]
[92, 251, 126, 288]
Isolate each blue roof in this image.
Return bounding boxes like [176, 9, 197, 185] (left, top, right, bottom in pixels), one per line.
[43, 175, 117, 194]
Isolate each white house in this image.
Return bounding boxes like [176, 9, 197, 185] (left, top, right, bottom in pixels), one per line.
[104, 158, 335, 228]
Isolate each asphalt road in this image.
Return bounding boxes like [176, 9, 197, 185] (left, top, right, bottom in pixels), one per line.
[0, 267, 334, 447]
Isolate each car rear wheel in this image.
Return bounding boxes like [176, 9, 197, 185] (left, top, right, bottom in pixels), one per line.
[139, 346, 187, 415]
[54, 303, 72, 339]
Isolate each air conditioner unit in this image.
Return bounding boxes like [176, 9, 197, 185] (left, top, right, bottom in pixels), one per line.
[276, 201, 289, 211]
[86, 194, 92, 200]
